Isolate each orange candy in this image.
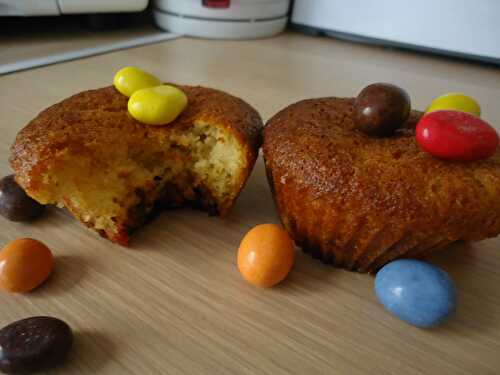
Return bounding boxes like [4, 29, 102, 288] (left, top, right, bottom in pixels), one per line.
[237, 224, 295, 288]
[0, 238, 53, 293]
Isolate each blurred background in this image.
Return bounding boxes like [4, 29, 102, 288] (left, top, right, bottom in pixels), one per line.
[1, 0, 499, 75]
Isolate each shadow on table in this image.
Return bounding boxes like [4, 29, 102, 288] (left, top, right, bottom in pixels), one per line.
[59, 330, 118, 373]
[423, 241, 499, 335]
[29, 254, 90, 298]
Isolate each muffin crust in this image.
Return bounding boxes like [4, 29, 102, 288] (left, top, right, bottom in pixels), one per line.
[263, 97, 500, 272]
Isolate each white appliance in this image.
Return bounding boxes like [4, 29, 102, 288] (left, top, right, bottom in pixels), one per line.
[154, 0, 290, 39]
[0, 0, 148, 16]
[292, 0, 500, 65]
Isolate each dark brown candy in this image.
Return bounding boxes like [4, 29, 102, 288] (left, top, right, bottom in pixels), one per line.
[354, 83, 411, 136]
[0, 175, 44, 222]
[0, 316, 73, 374]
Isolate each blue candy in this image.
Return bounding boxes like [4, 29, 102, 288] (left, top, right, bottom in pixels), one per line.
[374, 259, 457, 328]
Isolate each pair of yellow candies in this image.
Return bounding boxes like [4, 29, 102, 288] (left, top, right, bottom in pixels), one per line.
[113, 67, 188, 125]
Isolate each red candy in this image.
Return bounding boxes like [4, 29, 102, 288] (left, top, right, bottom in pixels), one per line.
[416, 110, 498, 161]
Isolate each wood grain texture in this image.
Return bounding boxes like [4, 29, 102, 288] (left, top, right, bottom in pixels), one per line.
[1, 32, 500, 374]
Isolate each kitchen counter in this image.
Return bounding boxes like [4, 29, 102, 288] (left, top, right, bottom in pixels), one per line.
[0, 31, 500, 375]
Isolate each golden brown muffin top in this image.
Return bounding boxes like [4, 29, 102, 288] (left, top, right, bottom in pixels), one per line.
[11, 85, 263, 191]
[263, 97, 500, 237]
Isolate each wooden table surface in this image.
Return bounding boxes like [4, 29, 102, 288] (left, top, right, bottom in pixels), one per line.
[1, 32, 500, 375]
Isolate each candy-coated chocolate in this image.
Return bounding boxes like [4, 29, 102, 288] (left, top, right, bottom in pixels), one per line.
[113, 66, 161, 97]
[0, 238, 53, 293]
[128, 85, 188, 126]
[0, 175, 44, 222]
[375, 260, 457, 328]
[0, 316, 73, 373]
[354, 83, 411, 136]
[237, 224, 295, 287]
[416, 110, 498, 161]
[426, 93, 481, 117]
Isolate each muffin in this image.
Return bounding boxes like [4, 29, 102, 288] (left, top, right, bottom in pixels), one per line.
[11, 85, 262, 245]
[263, 97, 500, 272]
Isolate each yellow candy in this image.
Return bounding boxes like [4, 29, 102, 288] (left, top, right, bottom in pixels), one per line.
[128, 85, 188, 126]
[426, 93, 481, 117]
[113, 66, 161, 97]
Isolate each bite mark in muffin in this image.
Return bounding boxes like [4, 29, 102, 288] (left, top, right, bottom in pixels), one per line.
[11, 85, 262, 245]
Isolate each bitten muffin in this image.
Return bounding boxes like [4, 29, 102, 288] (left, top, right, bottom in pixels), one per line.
[263, 97, 500, 272]
[11, 85, 262, 245]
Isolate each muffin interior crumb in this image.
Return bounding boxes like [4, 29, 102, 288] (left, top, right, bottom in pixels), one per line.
[36, 121, 246, 237]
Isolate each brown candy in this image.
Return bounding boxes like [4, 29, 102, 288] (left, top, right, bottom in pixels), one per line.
[0, 175, 44, 222]
[354, 83, 411, 136]
[0, 316, 73, 373]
